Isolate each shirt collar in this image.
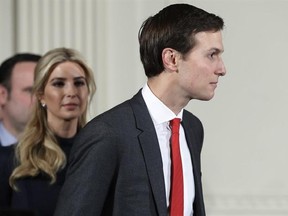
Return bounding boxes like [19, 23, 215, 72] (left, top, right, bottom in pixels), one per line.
[0, 121, 17, 146]
[141, 83, 183, 125]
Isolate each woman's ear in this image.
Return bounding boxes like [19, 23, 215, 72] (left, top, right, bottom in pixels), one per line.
[0, 85, 8, 106]
[162, 48, 179, 72]
[37, 93, 45, 106]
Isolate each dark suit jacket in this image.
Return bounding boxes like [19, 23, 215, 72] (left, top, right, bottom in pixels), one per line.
[54, 90, 206, 216]
[0, 145, 14, 207]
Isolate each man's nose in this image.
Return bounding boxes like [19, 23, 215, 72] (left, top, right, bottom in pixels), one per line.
[217, 59, 226, 76]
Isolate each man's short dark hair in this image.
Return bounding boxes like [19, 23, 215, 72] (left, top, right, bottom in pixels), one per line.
[138, 3, 224, 77]
[0, 53, 41, 92]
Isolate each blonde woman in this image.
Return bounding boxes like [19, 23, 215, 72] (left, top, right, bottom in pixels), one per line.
[3, 47, 96, 216]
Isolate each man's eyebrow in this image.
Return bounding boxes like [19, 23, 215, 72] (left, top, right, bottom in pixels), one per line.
[209, 47, 224, 53]
[23, 86, 33, 92]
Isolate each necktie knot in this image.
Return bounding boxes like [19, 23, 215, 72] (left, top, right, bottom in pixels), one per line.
[170, 118, 181, 134]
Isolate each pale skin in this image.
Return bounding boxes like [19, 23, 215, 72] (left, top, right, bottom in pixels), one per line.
[148, 30, 226, 115]
[40, 62, 89, 138]
[0, 62, 36, 138]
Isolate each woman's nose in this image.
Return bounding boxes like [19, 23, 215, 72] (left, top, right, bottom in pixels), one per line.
[66, 84, 77, 97]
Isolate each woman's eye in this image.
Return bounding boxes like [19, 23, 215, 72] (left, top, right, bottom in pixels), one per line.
[75, 80, 86, 87]
[52, 81, 65, 87]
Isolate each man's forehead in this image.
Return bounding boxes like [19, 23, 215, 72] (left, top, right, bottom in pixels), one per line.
[193, 31, 224, 50]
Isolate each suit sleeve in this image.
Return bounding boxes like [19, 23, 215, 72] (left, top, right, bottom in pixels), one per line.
[54, 120, 120, 216]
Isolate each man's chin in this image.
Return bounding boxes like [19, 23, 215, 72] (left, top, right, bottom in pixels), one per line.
[196, 94, 215, 101]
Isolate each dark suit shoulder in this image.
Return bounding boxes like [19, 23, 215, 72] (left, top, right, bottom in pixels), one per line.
[0, 145, 15, 165]
[0, 145, 15, 207]
[87, 90, 143, 126]
[84, 92, 145, 137]
[90, 100, 133, 124]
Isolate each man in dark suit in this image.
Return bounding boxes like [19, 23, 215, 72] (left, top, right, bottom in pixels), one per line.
[0, 53, 41, 147]
[54, 3, 226, 216]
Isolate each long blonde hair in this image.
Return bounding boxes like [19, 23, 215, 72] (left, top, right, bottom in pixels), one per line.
[10, 48, 96, 189]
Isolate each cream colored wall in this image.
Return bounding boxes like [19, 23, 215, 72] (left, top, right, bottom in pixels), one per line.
[187, 1, 288, 215]
[1, 0, 288, 215]
[0, 0, 14, 62]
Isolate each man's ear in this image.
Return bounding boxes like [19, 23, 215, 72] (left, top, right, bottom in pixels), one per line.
[162, 48, 179, 72]
[0, 85, 8, 106]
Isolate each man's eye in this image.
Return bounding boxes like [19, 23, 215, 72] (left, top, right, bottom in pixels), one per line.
[24, 87, 33, 93]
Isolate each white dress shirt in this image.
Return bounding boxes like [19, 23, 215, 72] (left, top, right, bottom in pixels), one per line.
[0, 121, 17, 146]
[142, 83, 195, 216]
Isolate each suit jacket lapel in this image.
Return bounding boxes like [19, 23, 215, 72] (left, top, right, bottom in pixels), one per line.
[130, 90, 167, 216]
[182, 111, 205, 215]
[182, 117, 202, 185]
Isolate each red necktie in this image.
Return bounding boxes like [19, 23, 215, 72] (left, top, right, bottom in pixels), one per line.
[169, 118, 184, 216]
